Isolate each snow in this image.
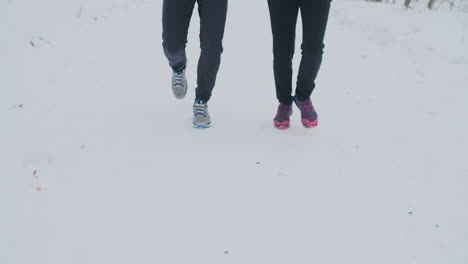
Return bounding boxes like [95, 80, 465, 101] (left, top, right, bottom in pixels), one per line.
[1, 0, 468, 263]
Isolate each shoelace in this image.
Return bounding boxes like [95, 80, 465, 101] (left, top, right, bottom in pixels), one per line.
[173, 72, 185, 88]
[277, 104, 291, 117]
[298, 100, 314, 114]
[193, 103, 208, 117]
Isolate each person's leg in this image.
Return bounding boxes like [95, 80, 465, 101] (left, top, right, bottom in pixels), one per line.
[295, 0, 331, 101]
[195, 0, 228, 102]
[267, 0, 300, 105]
[162, 0, 196, 72]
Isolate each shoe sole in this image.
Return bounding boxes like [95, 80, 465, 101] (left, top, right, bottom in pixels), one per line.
[274, 120, 290, 130]
[275, 125, 289, 130]
[302, 118, 318, 128]
[193, 123, 212, 129]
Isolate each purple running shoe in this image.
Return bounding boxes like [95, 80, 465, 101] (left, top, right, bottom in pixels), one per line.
[274, 103, 293, 130]
[294, 97, 318, 128]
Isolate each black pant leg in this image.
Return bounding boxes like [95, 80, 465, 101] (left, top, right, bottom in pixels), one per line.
[195, 0, 228, 102]
[267, 0, 300, 105]
[162, 0, 196, 72]
[295, 0, 331, 100]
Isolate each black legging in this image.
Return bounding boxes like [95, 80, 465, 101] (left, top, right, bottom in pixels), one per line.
[162, 0, 228, 101]
[267, 0, 331, 104]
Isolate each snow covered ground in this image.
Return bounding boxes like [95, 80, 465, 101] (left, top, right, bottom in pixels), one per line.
[1, 0, 468, 263]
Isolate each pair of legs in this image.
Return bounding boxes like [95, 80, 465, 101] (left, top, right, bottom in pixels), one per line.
[162, 0, 228, 102]
[267, 0, 331, 105]
[268, 0, 331, 129]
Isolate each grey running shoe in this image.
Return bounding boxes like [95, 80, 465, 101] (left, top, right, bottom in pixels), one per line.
[172, 70, 187, 99]
[193, 100, 211, 129]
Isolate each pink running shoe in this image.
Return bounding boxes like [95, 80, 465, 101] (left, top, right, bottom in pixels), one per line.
[294, 97, 318, 128]
[274, 103, 293, 129]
